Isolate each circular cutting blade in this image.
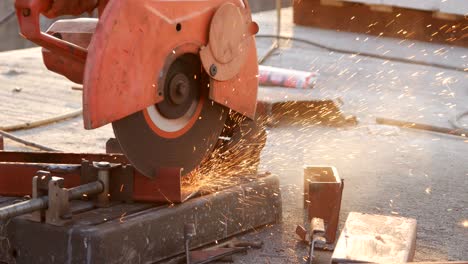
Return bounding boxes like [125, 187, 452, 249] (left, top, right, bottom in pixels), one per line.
[112, 54, 227, 178]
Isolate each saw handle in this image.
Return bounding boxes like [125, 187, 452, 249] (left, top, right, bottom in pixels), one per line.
[15, 0, 87, 63]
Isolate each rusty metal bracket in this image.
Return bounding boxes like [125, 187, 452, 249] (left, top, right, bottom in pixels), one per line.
[80, 160, 134, 203]
[105, 138, 122, 154]
[307, 217, 326, 264]
[45, 177, 72, 226]
[30, 171, 52, 222]
[4, 171, 105, 226]
[304, 166, 344, 247]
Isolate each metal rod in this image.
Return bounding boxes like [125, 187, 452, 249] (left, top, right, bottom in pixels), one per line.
[0, 109, 82, 132]
[376, 117, 468, 138]
[257, 0, 282, 65]
[258, 42, 278, 64]
[0, 181, 103, 220]
[276, 0, 281, 41]
[0, 197, 48, 220]
[68, 181, 104, 200]
[0, 130, 58, 152]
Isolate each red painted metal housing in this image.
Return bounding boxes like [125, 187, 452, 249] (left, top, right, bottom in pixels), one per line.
[16, 0, 259, 129]
[0, 151, 187, 203]
[83, 0, 257, 128]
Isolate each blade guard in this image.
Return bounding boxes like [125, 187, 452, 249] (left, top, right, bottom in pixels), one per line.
[83, 0, 259, 129]
[200, 2, 259, 119]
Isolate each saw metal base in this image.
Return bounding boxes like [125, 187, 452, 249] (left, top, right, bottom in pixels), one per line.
[0, 175, 281, 264]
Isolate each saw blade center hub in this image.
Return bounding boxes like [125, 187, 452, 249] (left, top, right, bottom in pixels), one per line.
[169, 73, 190, 105]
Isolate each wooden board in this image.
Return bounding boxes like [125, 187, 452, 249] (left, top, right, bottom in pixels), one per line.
[340, 0, 467, 15]
[332, 212, 417, 263]
[294, 0, 467, 47]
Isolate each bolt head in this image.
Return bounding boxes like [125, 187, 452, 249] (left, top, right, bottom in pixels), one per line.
[96, 161, 111, 168]
[209, 64, 217, 76]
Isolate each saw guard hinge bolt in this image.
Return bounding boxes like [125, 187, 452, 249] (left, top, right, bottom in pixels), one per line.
[209, 64, 217, 76]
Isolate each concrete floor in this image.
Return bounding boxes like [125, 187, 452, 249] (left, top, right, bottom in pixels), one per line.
[0, 7, 466, 263]
[242, 8, 468, 262]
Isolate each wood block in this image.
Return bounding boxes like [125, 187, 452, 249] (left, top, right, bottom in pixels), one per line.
[343, 0, 382, 5]
[320, 0, 345, 7]
[332, 212, 417, 263]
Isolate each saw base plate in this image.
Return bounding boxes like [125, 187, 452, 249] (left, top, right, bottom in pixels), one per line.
[0, 175, 281, 264]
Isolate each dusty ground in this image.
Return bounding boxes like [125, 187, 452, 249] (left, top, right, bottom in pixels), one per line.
[0, 7, 466, 263]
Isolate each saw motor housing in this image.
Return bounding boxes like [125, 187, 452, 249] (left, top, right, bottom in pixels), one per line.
[16, 0, 259, 129]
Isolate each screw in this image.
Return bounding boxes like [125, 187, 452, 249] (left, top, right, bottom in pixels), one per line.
[184, 223, 196, 239]
[22, 8, 30, 17]
[209, 64, 217, 77]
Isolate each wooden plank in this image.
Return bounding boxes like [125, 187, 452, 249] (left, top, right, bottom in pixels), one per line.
[343, 0, 381, 4]
[293, 0, 467, 47]
[382, 0, 439, 11]
[321, 0, 346, 7]
[341, 0, 441, 12]
[332, 212, 417, 263]
[318, 0, 468, 16]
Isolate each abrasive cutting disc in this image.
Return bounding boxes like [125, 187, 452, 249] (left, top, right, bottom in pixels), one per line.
[112, 54, 227, 178]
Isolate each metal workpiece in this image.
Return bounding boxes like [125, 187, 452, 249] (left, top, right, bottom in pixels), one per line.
[307, 218, 326, 264]
[185, 238, 264, 264]
[0, 175, 282, 263]
[303, 166, 343, 246]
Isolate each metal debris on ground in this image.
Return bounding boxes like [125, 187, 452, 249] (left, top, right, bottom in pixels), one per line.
[307, 218, 326, 264]
[258, 99, 358, 128]
[376, 117, 468, 138]
[183, 235, 264, 264]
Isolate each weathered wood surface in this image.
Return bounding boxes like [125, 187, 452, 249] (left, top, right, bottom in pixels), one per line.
[332, 212, 417, 263]
[294, 0, 467, 47]
[342, 0, 468, 15]
[0, 48, 81, 127]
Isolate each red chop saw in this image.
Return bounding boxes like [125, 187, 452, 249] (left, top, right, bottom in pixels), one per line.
[14, 0, 260, 178]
